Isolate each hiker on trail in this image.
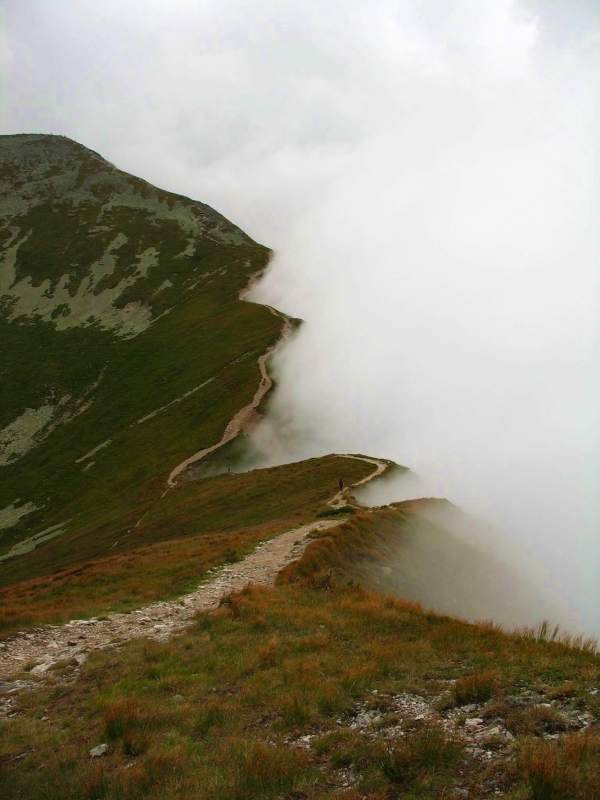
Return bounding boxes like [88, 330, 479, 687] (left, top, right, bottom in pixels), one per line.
[339, 478, 344, 493]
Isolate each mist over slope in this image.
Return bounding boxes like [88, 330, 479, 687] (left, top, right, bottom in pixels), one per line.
[1, 2, 597, 636]
[241, 14, 599, 636]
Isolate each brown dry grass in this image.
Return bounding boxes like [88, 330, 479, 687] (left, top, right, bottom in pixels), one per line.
[2, 579, 598, 799]
[0, 455, 373, 634]
[452, 670, 500, 706]
[0, 521, 284, 633]
[508, 732, 600, 799]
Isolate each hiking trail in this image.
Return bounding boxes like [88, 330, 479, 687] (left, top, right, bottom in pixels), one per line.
[166, 271, 293, 488]
[0, 456, 387, 680]
[0, 265, 389, 680]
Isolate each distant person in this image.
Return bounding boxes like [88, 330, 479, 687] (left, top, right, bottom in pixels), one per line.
[339, 478, 344, 493]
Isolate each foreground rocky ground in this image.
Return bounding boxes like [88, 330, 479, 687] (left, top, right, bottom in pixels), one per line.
[283, 684, 599, 797]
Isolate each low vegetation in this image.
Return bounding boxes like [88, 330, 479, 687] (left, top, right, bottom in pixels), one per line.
[0, 456, 373, 633]
[2, 571, 598, 798]
[1, 134, 282, 589]
[450, 671, 499, 707]
[2, 134, 597, 800]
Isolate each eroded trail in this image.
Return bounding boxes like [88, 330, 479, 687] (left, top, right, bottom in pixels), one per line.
[0, 519, 336, 680]
[166, 274, 293, 487]
[0, 455, 388, 680]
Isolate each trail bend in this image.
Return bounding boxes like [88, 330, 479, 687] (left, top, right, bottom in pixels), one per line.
[328, 454, 389, 508]
[0, 454, 387, 681]
[166, 271, 293, 488]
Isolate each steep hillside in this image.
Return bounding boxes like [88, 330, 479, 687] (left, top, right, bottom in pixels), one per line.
[2, 137, 597, 800]
[0, 134, 282, 578]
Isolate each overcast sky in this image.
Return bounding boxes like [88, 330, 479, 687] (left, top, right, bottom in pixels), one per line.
[1, 0, 599, 635]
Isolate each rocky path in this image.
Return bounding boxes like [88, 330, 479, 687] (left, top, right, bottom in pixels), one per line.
[166, 273, 293, 487]
[329, 454, 389, 508]
[0, 518, 340, 680]
[0, 449, 388, 679]
[0, 263, 390, 681]
[0, 451, 388, 679]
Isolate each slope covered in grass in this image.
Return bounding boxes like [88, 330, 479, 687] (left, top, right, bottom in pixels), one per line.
[280, 502, 573, 632]
[2, 571, 598, 798]
[0, 134, 282, 577]
[0, 455, 375, 630]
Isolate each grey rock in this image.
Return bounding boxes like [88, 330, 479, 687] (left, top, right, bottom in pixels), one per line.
[30, 662, 52, 676]
[89, 743, 109, 758]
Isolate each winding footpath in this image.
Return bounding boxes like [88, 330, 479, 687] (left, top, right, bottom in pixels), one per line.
[166, 306, 291, 487]
[0, 268, 389, 679]
[0, 456, 386, 680]
[328, 454, 388, 507]
[167, 271, 293, 487]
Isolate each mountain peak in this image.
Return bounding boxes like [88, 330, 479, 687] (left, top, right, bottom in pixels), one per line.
[0, 133, 254, 339]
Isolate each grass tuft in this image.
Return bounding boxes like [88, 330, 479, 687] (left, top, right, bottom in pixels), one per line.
[316, 505, 356, 518]
[516, 732, 600, 799]
[226, 739, 308, 800]
[377, 724, 464, 787]
[505, 704, 570, 736]
[515, 621, 598, 653]
[452, 670, 499, 707]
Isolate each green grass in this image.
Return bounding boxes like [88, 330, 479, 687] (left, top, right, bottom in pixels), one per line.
[132, 455, 373, 547]
[316, 505, 357, 518]
[1, 577, 598, 799]
[1, 136, 295, 587]
[0, 455, 375, 632]
[0, 263, 283, 579]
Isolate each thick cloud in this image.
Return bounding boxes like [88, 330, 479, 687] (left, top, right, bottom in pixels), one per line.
[2, 0, 599, 635]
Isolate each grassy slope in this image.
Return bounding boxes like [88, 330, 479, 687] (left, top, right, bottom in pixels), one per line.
[0, 455, 374, 631]
[0, 134, 283, 585]
[2, 553, 598, 799]
[3, 137, 598, 798]
[280, 501, 569, 631]
[0, 277, 280, 549]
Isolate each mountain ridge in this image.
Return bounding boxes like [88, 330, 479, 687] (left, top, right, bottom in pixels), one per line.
[1, 135, 599, 800]
[0, 133, 283, 581]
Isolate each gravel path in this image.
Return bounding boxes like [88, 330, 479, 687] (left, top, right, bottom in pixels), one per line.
[0, 264, 390, 681]
[0, 518, 340, 680]
[166, 273, 293, 487]
[0, 451, 389, 679]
